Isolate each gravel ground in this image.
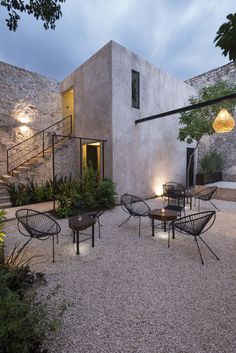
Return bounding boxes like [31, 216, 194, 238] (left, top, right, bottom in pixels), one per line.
[4, 198, 236, 353]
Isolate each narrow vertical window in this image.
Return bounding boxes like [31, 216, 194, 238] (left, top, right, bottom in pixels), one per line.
[132, 70, 140, 109]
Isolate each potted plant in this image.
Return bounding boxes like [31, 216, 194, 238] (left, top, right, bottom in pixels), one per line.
[196, 150, 223, 185]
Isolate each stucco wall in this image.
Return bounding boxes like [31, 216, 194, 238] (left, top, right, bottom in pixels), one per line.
[111, 41, 197, 198]
[0, 61, 62, 176]
[61, 43, 113, 179]
[185, 62, 236, 181]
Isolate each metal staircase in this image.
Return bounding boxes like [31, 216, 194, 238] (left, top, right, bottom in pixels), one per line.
[0, 115, 72, 209]
[6, 115, 72, 175]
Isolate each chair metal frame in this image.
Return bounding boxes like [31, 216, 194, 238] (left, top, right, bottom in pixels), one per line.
[168, 210, 219, 265]
[119, 193, 151, 236]
[16, 209, 61, 262]
[194, 186, 220, 211]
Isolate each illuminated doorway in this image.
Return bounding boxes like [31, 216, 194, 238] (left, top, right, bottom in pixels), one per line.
[62, 88, 74, 133]
[83, 142, 101, 176]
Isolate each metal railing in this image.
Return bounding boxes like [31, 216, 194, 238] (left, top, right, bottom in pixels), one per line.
[7, 115, 72, 174]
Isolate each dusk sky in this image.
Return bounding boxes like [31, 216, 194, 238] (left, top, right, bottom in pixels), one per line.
[0, 0, 235, 81]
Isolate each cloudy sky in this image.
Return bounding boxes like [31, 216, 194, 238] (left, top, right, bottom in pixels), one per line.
[0, 0, 235, 81]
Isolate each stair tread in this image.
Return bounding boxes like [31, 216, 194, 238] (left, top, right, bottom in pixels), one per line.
[0, 203, 12, 208]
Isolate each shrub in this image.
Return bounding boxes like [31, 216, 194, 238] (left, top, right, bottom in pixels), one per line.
[71, 166, 117, 213]
[0, 244, 67, 353]
[56, 191, 73, 218]
[7, 183, 29, 206]
[96, 178, 117, 209]
[0, 269, 67, 353]
[200, 150, 224, 174]
[7, 176, 76, 207]
[0, 209, 6, 264]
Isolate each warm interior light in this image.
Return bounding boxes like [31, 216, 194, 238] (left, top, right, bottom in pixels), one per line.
[213, 108, 235, 133]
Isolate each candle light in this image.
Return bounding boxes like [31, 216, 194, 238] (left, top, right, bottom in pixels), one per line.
[161, 208, 165, 213]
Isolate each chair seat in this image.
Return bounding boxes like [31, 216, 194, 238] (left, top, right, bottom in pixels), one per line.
[168, 211, 219, 265]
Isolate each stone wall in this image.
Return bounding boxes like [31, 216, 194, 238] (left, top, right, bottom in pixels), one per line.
[0, 61, 63, 176]
[11, 139, 76, 185]
[185, 62, 236, 88]
[185, 62, 236, 181]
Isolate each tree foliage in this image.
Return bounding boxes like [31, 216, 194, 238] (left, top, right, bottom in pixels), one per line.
[214, 13, 236, 62]
[178, 81, 236, 144]
[0, 0, 65, 31]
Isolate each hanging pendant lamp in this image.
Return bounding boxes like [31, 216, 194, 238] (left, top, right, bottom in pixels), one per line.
[213, 108, 235, 133]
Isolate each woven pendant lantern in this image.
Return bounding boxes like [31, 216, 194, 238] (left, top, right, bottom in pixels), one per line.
[213, 108, 235, 133]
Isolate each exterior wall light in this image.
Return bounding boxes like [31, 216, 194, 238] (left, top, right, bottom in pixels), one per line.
[19, 125, 30, 133]
[18, 115, 31, 124]
[213, 108, 235, 133]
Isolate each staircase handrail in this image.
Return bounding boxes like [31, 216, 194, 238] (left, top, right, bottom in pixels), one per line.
[7, 115, 72, 174]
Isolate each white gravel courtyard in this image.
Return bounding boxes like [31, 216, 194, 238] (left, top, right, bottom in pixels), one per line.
[4, 198, 236, 353]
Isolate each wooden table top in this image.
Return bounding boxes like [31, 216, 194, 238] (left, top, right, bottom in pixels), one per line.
[148, 208, 179, 220]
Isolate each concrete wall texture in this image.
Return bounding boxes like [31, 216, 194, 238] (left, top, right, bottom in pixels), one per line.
[61, 42, 113, 180]
[61, 40, 196, 198]
[111, 41, 196, 197]
[186, 62, 236, 181]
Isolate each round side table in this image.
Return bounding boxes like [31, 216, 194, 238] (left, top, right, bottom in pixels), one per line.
[148, 208, 178, 237]
[68, 215, 96, 254]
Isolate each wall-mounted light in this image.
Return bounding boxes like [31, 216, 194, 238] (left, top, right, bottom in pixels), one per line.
[19, 125, 30, 133]
[18, 115, 31, 124]
[213, 108, 235, 133]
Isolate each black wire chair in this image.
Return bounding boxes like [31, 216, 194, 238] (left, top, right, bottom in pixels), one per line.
[119, 193, 151, 236]
[16, 209, 61, 262]
[164, 192, 186, 217]
[194, 186, 220, 211]
[168, 210, 219, 265]
[162, 182, 185, 205]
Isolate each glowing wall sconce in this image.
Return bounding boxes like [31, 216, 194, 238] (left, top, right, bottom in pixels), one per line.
[213, 108, 235, 133]
[18, 115, 31, 124]
[19, 125, 30, 133]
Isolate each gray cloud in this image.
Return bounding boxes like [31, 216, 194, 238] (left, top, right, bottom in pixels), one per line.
[0, 0, 235, 81]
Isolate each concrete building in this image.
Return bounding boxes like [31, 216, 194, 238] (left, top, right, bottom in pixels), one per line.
[0, 41, 202, 203]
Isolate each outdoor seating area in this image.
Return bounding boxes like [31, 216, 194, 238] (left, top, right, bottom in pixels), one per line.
[4, 195, 236, 353]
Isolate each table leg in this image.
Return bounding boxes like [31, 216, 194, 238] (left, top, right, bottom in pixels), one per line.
[172, 224, 175, 239]
[73, 230, 75, 243]
[164, 221, 167, 232]
[76, 230, 80, 254]
[92, 225, 95, 247]
[152, 219, 154, 237]
[190, 197, 192, 210]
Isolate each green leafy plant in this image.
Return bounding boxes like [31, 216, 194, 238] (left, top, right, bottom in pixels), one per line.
[56, 191, 73, 218]
[0, 268, 67, 353]
[0, 233, 68, 353]
[7, 175, 76, 207]
[71, 166, 117, 213]
[7, 183, 29, 206]
[0, 0, 65, 32]
[96, 178, 117, 209]
[214, 13, 236, 62]
[200, 151, 224, 174]
[25, 178, 46, 203]
[0, 209, 6, 264]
